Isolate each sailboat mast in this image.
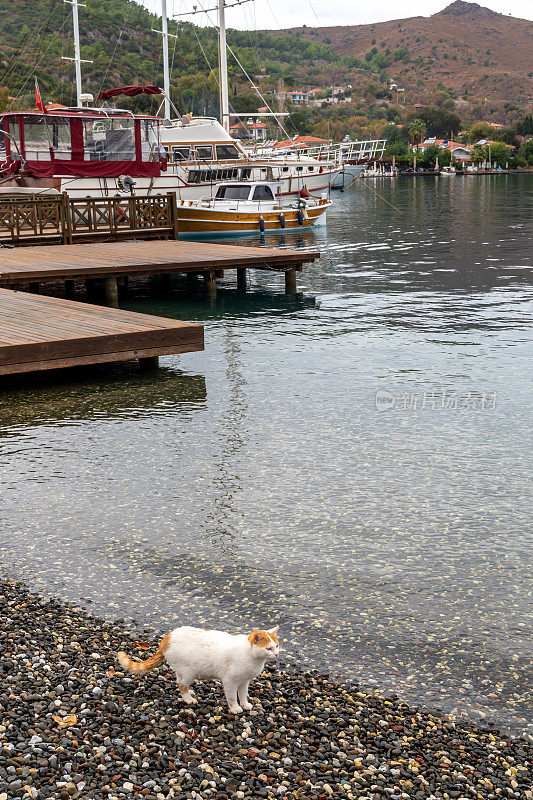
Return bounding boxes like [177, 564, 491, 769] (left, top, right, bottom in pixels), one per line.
[218, 0, 230, 131]
[161, 0, 171, 120]
[72, 0, 83, 105]
[63, 0, 91, 106]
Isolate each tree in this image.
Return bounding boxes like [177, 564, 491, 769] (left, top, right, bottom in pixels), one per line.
[485, 141, 512, 167]
[233, 93, 260, 113]
[439, 148, 452, 166]
[516, 115, 533, 136]
[409, 118, 426, 148]
[470, 145, 485, 166]
[407, 107, 461, 138]
[469, 122, 492, 142]
[385, 141, 411, 168]
[0, 86, 10, 113]
[419, 144, 440, 167]
[516, 139, 533, 165]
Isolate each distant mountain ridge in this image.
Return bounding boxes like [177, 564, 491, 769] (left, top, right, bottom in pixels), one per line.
[267, 1, 533, 112]
[0, 0, 530, 120]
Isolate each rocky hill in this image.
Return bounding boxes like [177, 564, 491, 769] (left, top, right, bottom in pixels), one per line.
[271, 1, 533, 114]
[0, 0, 530, 122]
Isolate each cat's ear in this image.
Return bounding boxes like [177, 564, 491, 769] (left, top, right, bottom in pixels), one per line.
[268, 626, 279, 636]
[248, 631, 268, 646]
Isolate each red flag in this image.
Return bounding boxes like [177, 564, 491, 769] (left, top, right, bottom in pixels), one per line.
[35, 77, 46, 113]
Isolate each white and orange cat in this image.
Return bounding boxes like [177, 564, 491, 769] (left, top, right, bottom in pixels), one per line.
[117, 625, 280, 714]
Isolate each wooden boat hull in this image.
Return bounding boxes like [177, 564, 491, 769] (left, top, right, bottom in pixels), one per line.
[176, 200, 329, 235]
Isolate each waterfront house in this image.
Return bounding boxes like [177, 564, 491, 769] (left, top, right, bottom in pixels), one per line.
[419, 138, 472, 162]
[230, 120, 268, 141]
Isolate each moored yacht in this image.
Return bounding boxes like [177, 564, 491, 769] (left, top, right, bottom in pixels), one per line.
[176, 180, 330, 235]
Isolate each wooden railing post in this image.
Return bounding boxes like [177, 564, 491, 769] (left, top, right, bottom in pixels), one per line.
[129, 196, 137, 230]
[30, 194, 38, 237]
[61, 192, 73, 245]
[167, 191, 179, 239]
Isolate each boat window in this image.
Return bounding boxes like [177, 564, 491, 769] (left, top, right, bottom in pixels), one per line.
[215, 185, 250, 200]
[83, 117, 135, 162]
[22, 117, 50, 161]
[282, 167, 289, 172]
[309, 166, 314, 172]
[240, 167, 252, 180]
[252, 185, 274, 201]
[188, 169, 201, 183]
[194, 145, 213, 161]
[296, 166, 303, 171]
[172, 146, 191, 162]
[216, 144, 239, 160]
[51, 117, 71, 160]
[6, 117, 21, 159]
[140, 119, 161, 162]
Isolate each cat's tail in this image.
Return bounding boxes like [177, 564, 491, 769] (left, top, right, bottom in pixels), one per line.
[117, 634, 170, 676]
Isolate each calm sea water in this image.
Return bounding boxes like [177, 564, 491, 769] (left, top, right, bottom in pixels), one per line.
[1, 174, 532, 737]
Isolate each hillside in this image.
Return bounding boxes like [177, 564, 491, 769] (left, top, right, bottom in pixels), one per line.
[0, 0, 530, 124]
[0, 0, 345, 115]
[272, 1, 533, 113]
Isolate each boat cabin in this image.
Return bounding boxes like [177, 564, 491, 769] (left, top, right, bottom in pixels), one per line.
[0, 109, 166, 179]
[213, 182, 281, 202]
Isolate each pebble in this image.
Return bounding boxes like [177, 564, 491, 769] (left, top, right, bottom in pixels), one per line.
[0, 580, 531, 800]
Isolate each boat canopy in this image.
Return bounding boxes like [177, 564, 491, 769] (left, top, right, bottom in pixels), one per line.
[97, 85, 162, 102]
[214, 182, 280, 201]
[0, 110, 166, 178]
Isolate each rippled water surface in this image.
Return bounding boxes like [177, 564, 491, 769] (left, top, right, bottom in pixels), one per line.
[1, 175, 532, 737]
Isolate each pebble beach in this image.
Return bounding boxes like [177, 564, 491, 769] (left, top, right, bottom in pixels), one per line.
[1, 581, 531, 800]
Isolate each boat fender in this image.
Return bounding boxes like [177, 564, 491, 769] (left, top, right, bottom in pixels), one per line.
[259, 215, 265, 233]
[297, 209, 304, 226]
[279, 213, 286, 229]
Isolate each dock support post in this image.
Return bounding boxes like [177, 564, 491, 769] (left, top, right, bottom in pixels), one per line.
[118, 276, 129, 297]
[160, 272, 172, 292]
[139, 356, 159, 370]
[65, 280, 75, 299]
[203, 270, 217, 299]
[86, 279, 99, 301]
[285, 267, 297, 295]
[237, 267, 247, 292]
[28, 282, 40, 294]
[105, 277, 119, 308]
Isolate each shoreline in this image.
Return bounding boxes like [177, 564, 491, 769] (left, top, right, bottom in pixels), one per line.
[1, 580, 531, 800]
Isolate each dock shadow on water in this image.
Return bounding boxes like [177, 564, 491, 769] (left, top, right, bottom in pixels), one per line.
[1, 175, 532, 739]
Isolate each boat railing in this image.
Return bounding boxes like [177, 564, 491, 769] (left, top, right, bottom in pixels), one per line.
[269, 139, 387, 165]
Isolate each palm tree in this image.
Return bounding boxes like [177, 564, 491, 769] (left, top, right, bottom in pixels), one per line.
[470, 144, 485, 170]
[409, 118, 427, 170]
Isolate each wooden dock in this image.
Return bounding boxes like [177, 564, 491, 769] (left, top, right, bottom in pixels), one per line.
[0, 239, 319, 302]
[0, 288, 203, 376]
[0, 235, 318, 378]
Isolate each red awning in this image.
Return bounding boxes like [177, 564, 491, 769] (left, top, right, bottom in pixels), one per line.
[97, 85, 162, 102]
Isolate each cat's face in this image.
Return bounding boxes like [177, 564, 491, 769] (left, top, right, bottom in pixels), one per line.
[248, 627, 280, 660]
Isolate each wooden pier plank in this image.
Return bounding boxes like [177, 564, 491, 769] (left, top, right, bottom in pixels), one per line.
[0, 239, 317, 284]
[0, 288, 203, 375]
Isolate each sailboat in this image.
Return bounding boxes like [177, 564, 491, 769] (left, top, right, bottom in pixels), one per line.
[0, 0, 342, 201]
[151, 0, 343, 201]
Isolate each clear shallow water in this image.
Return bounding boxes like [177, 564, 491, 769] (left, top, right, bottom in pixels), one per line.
[1, 174, 532, 737]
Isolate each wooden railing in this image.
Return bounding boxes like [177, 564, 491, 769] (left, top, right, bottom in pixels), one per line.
[0, 193, 179, 245]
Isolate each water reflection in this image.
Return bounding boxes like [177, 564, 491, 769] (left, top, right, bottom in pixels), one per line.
[1, 175, 532, 738]
[0, 366, 207, 429]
